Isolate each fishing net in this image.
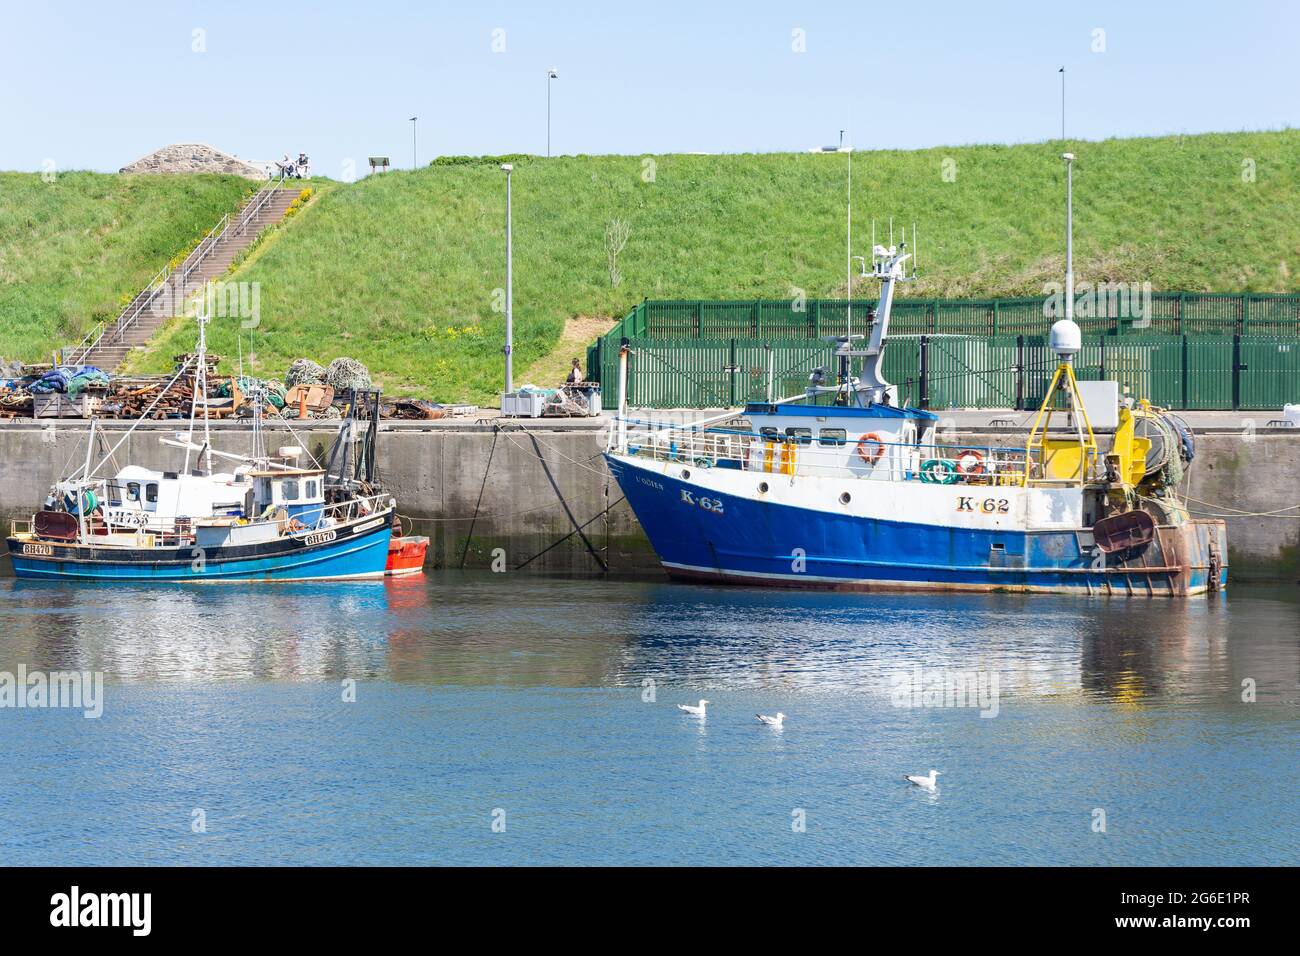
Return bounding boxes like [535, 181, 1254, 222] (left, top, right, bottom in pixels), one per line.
[217, 376, 287, 409]
[325, 357, 372, 392]
[285, 358, 326, 387]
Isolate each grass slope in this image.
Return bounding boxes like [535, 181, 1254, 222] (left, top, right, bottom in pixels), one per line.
[0, 172, 255, 362]
[8, 131, 1298, 401]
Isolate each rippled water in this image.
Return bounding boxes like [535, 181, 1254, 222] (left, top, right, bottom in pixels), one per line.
[0, 575, 1296, 865]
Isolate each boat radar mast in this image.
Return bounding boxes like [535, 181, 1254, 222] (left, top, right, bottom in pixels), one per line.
[807, 224, 918, 407]
[1024, 152, 1097, 484]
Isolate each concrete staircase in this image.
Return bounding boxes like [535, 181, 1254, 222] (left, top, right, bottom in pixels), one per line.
[64, 180, 302, 371]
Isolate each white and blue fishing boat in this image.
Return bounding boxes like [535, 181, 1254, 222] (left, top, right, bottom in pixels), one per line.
[605, 156, 1227, 596]
[7, 312, 396, 582]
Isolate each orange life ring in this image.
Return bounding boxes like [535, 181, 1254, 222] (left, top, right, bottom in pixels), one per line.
[955, 449, 986, 475]
[856, 433, 886, 465]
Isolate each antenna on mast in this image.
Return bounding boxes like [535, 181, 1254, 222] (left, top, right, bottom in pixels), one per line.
[844, 130, 852, 348]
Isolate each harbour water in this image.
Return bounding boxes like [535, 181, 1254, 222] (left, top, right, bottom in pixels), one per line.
[0, 576, 1296, 866]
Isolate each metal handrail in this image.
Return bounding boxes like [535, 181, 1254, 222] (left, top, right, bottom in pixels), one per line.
[620, 421, 1050, 485]
[319, 492, 393, 526]
[177, 171, 287, 294]
[66, 173, 289, 366]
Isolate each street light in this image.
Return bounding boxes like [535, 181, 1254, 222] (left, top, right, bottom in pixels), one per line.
[501, 163, 514, 394]
[546, 69, 558, 157]
[1062, 152, 1075, 324]
[409, 116, 418, 169]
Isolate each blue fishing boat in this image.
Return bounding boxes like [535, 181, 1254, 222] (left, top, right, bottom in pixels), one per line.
[605, 155, 1226, 597]
[6, 310, 396, 582]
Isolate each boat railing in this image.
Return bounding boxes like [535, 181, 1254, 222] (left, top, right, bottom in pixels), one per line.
[319, 492, 393, 527]
[619, 421, 1047, 485]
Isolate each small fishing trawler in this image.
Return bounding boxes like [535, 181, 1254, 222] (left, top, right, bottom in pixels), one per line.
[7, 314, 397, 582]
[606, 155, 1227, 596]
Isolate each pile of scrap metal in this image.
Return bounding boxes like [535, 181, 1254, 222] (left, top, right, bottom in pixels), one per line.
[0, 350, 475, 422]
[0, 360, 37, 417]
[379, 398, 446, 420]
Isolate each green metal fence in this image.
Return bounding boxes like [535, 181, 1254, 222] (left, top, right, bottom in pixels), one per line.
[587, 294, 1300, 410]
[594, 334, 1300, 411]
[600, 293, 1300, 345]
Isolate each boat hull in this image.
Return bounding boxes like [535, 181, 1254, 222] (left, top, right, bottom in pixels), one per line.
[607, 455, 1227, 596]
[385, 535, 429, 576]
[7, 511, 394, 582]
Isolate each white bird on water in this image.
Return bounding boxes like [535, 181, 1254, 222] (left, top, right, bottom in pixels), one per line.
[904, 770, 942, 791]
[678, 700, 709, 717]
[755, 712, 785, 728]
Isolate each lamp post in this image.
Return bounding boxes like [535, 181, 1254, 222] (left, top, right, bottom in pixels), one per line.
[501, 163, 514, 394]
[1058, 67, 1065, 141]
[409, 116, 418, 169]
[1063, 152, 1074, 325]
[547, 69, 558, 157]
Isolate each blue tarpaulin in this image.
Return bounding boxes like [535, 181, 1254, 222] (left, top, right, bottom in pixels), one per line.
[28, 366, 110, 396]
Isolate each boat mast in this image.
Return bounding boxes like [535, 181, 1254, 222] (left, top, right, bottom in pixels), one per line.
[852, 243, 912, 405]
[845, 132, 852, 372]
[76, 417, 96, 543]
[184, 293, 213, 475]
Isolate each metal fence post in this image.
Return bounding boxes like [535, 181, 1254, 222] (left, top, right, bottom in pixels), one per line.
[1181, 335, 1189, 410]
[919, 335, 930, 409]
[1232, 334, 1243, 410]
[1015, 335, 1025, 410]
[728, 338, 737, 407]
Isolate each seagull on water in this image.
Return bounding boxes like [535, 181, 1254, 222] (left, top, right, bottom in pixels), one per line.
[755, 712, 785, 728]
[904, 770, 942, 791]
[678, 699, 709, 717]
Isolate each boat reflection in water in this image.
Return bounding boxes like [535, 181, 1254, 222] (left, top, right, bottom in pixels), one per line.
[3, 576, 1293, 709]
[3, 575, 1295, 866]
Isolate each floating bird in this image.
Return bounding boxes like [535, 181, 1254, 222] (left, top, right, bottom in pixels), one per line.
[755, 712, 785, 728]
[904, 770, 942, 790]
[678, 700, 709, 717]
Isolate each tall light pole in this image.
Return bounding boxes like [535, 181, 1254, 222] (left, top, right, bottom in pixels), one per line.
[409, 116, 418, 169]
[1058, 67, 1065, 141]
[843, 130, 852, 346]
[547, 69, 558, 157]
[1063, 152, 1074, 324]
[501, 163, 514, 393]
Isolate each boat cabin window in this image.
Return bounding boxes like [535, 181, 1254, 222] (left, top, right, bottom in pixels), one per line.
[759, 427, 779, 441]
[282, 479, 300, 502]
[305, 479, 318, 499]
[145, 483, 158, 504]
[126, 482, 141, 502]
[818, 428, 847, 446]
[785, 427, 813, 446]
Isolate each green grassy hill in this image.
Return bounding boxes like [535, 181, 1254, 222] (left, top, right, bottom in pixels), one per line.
[3, 130, 1297, 401]
[0, 172, 255, 362]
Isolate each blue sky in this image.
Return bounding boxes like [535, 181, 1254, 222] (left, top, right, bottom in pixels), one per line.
[3, 0, 1297, 176]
